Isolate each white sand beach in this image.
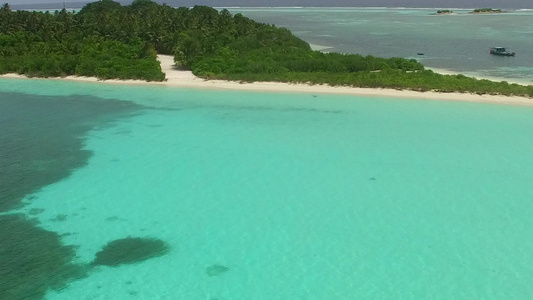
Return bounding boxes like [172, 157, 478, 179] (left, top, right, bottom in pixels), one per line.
[426, 67, 533, 86]
[1, 54, 532, 106]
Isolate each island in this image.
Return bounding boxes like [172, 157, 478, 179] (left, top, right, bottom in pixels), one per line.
[470, 8, 503, 14]
[0, 0, 531, 98]
[433, 10, 454, 15]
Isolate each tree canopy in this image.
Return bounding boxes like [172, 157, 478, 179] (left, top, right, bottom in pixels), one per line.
[1, 0, 531, 96]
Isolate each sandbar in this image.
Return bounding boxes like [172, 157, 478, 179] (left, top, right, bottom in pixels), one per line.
[1, 54, 532, 106]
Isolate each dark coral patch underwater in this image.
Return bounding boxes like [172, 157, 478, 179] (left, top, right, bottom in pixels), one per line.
[206, 264, 230, 277]
[0, 91, 144, 299]
[92, 237, 170, 267]
[0, 214, 89, 300]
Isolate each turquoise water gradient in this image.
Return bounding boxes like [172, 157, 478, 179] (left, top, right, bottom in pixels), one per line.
[2, 78, 533, 299]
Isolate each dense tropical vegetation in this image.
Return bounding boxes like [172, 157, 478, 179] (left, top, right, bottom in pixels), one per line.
[0, 0, 531, 96]
[0, 1, 165, 80]
[472, 8, 502, 13]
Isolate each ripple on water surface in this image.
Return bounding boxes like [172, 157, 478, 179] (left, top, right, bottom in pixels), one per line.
[2, 79, 533, 299]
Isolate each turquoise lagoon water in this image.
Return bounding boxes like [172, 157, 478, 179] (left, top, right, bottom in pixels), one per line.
[1, 78, 533, 299]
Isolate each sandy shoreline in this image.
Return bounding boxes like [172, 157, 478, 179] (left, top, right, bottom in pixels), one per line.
[426, 67, 533, 86]
[1, 54, 532, 106]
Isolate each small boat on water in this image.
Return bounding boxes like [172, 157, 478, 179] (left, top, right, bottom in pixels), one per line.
[489, 47, 515, 56]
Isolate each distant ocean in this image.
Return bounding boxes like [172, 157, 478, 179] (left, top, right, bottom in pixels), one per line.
[229, 8, 533, 85]
[1, 7, 533, 300]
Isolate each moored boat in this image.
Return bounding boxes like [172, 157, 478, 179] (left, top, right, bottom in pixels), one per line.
[489, 47, 515, 56]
